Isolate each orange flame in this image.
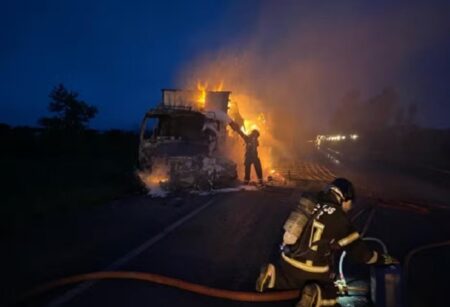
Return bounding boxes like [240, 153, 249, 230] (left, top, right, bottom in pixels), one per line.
[214, 80, 224, 91]
[226, 94, 277, 181]
[241, 114, 265, 135]
[197, 81, 208, 109]
[137, 162, 169, 190]
[196, 80, 225, 109]
[192, 84, 279, 182]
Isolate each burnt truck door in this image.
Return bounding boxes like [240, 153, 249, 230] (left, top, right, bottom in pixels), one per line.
[139, 115, 157, 143]
[139, 114, 157, 169]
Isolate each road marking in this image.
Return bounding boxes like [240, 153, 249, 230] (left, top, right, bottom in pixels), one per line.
[47, 197, 218, 307]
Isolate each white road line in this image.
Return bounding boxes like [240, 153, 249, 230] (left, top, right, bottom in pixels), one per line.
[47, 197, 218, 307]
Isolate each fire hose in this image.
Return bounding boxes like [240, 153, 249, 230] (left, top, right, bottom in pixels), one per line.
[17, 271, 368, 304]
[17, 204, 382, 304]
[339, 206, 387, 284]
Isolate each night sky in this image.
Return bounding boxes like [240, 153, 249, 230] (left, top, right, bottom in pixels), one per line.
[1, 0, 449, 130]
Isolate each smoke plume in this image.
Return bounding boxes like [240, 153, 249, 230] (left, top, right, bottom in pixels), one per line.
[176, 0, 450, 157]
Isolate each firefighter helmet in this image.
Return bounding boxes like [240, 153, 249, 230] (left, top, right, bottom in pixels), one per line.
[329, 178, 355, 202]
[250, 129, 260, 138]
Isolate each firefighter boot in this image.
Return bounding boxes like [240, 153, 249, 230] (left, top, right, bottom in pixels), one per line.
[255, 263, 275, 292]
[296, 284, 319, 307]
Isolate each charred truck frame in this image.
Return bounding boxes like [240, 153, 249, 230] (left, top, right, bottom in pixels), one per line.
[139, 89, 237, 191]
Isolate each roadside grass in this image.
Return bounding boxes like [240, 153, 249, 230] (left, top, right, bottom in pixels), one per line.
[1, 153, 141, 235]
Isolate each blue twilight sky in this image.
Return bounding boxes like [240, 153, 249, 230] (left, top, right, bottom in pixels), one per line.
[1, 0, 449, 130]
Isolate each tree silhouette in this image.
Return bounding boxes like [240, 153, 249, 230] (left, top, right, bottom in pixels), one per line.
[38, 84, 98, 131]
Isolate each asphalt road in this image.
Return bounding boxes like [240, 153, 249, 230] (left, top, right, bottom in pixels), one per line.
[8, 189, 298, 307]
[6, 156, 450, 307]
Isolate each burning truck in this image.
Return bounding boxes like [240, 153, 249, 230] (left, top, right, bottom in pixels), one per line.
[138, 89, 238, 193]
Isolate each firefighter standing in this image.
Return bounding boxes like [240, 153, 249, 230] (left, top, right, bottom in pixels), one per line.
[242, 129, 263, 185]
[256, 178, 396, 307]
[229, 121, 263, 185]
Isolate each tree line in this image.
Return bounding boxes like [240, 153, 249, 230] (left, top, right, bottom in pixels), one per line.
[0, 84, 137, 158]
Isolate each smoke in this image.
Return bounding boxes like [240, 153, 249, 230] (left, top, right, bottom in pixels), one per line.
[176, 0, 450, 157]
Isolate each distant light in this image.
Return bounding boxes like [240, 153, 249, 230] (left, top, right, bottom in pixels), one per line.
[316, 133, 358, 144]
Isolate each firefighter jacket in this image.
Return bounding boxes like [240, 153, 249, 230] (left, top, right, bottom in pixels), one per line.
[243, 134, 259, 163]
[282, 192, 381, 274]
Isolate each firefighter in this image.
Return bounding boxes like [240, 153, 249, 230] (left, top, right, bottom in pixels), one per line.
[242, 129, 263, 185]
[256, 178, 396, 307]
[228, 121, 263, 185]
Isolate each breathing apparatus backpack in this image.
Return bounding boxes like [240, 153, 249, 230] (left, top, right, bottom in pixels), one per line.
[282, 193, 319, 257]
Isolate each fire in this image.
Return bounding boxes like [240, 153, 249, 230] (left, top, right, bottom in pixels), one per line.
[241, 118, 262, 134]
[239, 112, 267, 135]
[196, 80, 224, 109]
[215, 80, 224, 91]
[268, 168, 287, 183]
[227, 94, 277, 181]
[191, 82, 280, 183]
[137, 161, 169, 191]
[139, 174, 168, 186]
[197, 81, 208, 108]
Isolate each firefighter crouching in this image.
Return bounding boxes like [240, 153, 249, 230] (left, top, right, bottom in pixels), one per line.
[256, 178, 397, 307]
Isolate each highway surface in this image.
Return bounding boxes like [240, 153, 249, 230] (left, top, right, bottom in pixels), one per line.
[5, 156, 450, 307]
